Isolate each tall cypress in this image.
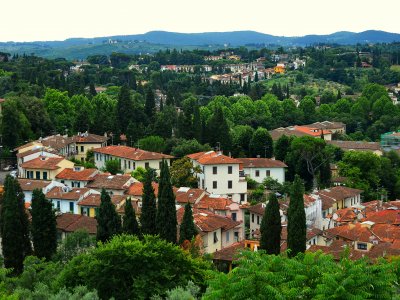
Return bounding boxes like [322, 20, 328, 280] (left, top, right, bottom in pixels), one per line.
[156, 161, 177, 243]
[140, 171, 157, 235]
[31, 189, 57, 260]
[260, 193, 281, 255]
[96, 189, 122, 243]
[117, 84, 134, 133]
[287, 175, 306, 257]
[145, 85, 156, 120]
[179, 203, 197, 244]
[0, 176, 32, 274]
[123, 198, 141, 236]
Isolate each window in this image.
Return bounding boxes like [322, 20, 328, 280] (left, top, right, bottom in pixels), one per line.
[159, 161, 163, 170]
[234, 231, 239, 242]
[231, 212, 237, 221]
[145, 162, 150, 169]
[228, 180, 232, 189]
[96, 153, 99, 160]
[213, 181, 217, 189]
[357, 243, 367, 250]
[35, 171, 40, 179]
[57, 201, 60, 210]
[43, 172, 48, 180]
[81, 146, 84, 153]
[257, 215, 260, 225]
[75, 146, 78, 153]
[266, 170, 271, 177]
[226, 231, 230, 242]
[69, 202, 74, 213]
[251, 214, 254, 223]
[213, 231, 218, 243]
[128, 161, 131, 169]
[255, 170, 260, 177]
[213, 166, 217, 174]
[322, 211, 326, 218]
[228, 166, 232, 174]
[202, 179, 205, 189]
[240, 193, 245, 202]
[133, 162, 136, 170]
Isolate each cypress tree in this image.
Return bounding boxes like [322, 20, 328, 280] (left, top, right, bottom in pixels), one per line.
[179, 203, 197, 244]
[207, 107, 232, 152]
[260, 193, 281, 255]
[249, 127, 273, 158]
[140, 171, 157, 235]
[156, 161, 177, 243]
[0, 176, 32, 274]
[96, 189, 121, 243]
[117, 84, 134, 133]
[145, 85, 155, 120]
[287, 175, 306, 257]
[274, 135, 291, 162]
[122, 198, 141, 236]
[31, 189, 57, 260]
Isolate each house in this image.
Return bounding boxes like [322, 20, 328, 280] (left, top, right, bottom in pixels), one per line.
[15, 135, 75, 158]
[71, 132, 108, 162]
[56, 213, 97, 240]
[274, 64, 285, 74]
[126, 181, 160, 201]
[237, 158, 287, 184]
[327, 140, 383, 156]
[177, 208, 243, 254]
[194, 194, 244, 223]
[213, 240, 259, 272]
[270, 126, 332, 141]
[17, 178, 55, 202]
[304, 121, 346, 135]
[187, 151, 247, 203]
[16, 147, 59, 177]
[46, 186, 94, 214]
[93, 145, 173, 175]
[55, 166, 99, 188]
[85, 173, 135, 195]
[175, 187, 206, 205]
[78, 193, 130, 217]
[20, 156, 75, 180]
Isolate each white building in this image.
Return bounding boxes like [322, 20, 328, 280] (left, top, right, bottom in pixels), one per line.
[187, 151, 247, 203]
[55, 166, 99, 188]
[93, 145, 173, 175]
[237, 158, 287, 184]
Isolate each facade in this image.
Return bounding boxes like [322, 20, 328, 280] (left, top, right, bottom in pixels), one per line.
[20, 156, 75, 180]
[187, 151, 247, 203]
[237, 158, 287, 183]
[46, 186, 94, 214]
[55, 167, 99, 188]
[93, 145, 173, 175]
[78, 193, 129, 217]
[72, 132, 108, 161]
[16, 147, 59, 176]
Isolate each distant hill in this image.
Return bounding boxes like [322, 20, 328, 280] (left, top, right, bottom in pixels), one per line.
[1, 30, 399, 60]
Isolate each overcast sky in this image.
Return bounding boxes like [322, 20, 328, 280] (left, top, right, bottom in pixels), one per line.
[2, 0, 399, 42]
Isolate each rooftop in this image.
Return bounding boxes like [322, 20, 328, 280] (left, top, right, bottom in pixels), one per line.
[20, 156, 66, 170]
[72, 132, 108, 143]
[46, 186, 90, 201]
[55, 168, 98, 181]
[187, 151, 241, 165]
[237, 158, 287, 168]
[18, 178, 51, 191]
[93, 145, 173, 161]
[86, 173, 133, 190]
[56, 213, 97, 234]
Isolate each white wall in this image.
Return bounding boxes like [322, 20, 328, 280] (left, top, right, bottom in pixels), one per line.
[243, 167, 285, 184]
[203, 228, 222, 253]
[55, 179, 89, 188]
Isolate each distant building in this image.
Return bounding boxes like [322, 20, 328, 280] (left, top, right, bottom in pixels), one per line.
[237, 158, 287, 184]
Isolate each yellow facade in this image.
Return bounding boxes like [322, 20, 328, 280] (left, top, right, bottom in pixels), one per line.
[274, 66, 285, 74]
[74, 142, 105, 161]
[79, 206, 97, 218]
[24, 159, 74, 180]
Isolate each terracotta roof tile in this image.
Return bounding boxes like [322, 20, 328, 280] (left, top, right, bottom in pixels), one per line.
[317, 186, 363, 202]
[72, 133, 108, 143]
[364, 210, 400, 225]
[187, 151, 240, 165]
[126, 181, 159, 197]
[18, 179, 51, 191]
[86, 174, 133, 190]
[46, 186, 90, 201]
[21, 156, 66, 170]
[78, 193, 128, 207]
[195, 194, 235, 211]
[56, 213, 97, 234]
[16, 147, 59, 158]
[327, 140, 382, 151]
[93, 145, 173, 161]
[213, 241, 245, 261]
[55, 168, 98, 181]
[237, 158, 287, 168]
[175, 187, 206, 204]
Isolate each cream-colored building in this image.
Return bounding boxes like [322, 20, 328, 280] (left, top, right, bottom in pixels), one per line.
[20, 156, 74, 180]
[72, 132, 108, 161]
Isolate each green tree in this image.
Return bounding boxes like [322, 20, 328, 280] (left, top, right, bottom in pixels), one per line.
[179, 203, 198, 245]
[138, 135, 166, 153]
[31, 189, 57, 260]
[156, 161, 177, 244]
[96, 189, 121, 243]
[274, 134, 291, 162]
[116, 85, 134, 133]
[131, 166, 147, 182]
[0, 176, 32, 274]
[122, 198, 141, 237]
[53, 229, 96, 263]
[105, 159, 122, 175]
[145, 85, 156, 120]
[207, 106, 232, 152]
[140, 171, 157, 235]
[260, 193, 281, 255]
[249, 127, 273, 158]
[171, 139, 211, 158]
[57, 235, 210, 300]
[170, 157, 201, 188]
[287, 175, 306, 257]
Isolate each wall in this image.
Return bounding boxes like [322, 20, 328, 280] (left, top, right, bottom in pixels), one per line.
[203, 228, 222, 253]
[243, 167, 285, 184]
[75, 142, 106, 161]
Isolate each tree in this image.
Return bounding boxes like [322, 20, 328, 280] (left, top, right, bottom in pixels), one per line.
[131, 166, 147, 182]
[170, 157, 201, 188]
[171, 139, 211, 158]
[96, 189, 121, 243]
[207, 107, 232, 152]
[156, 161, 177, 243]
[53, 229, 96, 263]
[122, 198, 141, 237]
[116, 85, 134, 133]
[274, 134, 291, 162]
[287, 175, 306, 257]
[57, 235, 210, 300]
[31, 189, 57, 260]
[138, 135, 166, 153]
[145, 85, 156, 120]
[179, 203, 198, 245]
[0, 176, 32, 274]
[249, 127, 273, 158]
[140, 171, 157, 235]
[259, 193, 281, 255]
[105, 159, 122, 175]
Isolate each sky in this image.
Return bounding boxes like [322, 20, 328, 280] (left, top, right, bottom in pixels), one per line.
[2, 0, 400, 42]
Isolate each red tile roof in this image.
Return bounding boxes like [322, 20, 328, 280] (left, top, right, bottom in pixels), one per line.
[18, 179, 51, 191]
[317, 186, 363, 202]
[175, 187, 206, 204]
[237, 158, 287, 168]
[72, 133, 108, 143]
[213, 241, 245, 261]
[55, 168, 98, 181]
[247, 202, 266, 215]
[364, 209, 400, 225]
[86, 174, 133, 190]
[195, 195, 235, 211]
[21, 156, 65, 170]
[46, 187, 90, 201]
[16, 147, 59, 158]
[187, 151, 240, 165]
[327, 140, 382, 152]
[78, 193, 128, 207]
[56, 213, 97, 234]
[93, 145, 173, 161]
[126, 181, 159, 197]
